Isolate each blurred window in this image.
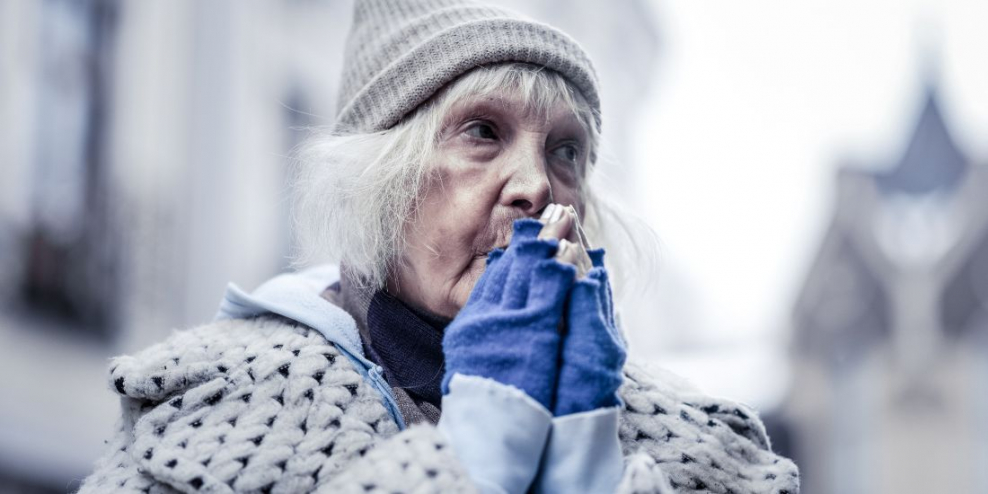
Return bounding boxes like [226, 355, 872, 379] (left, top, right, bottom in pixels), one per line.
[941, 230, 988, 340]
[18, 0, 119, 340]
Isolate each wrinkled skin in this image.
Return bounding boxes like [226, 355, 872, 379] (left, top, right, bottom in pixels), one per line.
[389, 90, 593, 318]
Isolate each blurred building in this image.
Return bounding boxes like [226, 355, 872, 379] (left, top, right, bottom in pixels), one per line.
[0, 1, 354, 490]
[0, 0, 658, 491]
[786, 89, 988, 494]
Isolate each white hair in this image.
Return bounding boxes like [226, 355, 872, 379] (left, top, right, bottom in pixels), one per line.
[291, 63, 657, 294]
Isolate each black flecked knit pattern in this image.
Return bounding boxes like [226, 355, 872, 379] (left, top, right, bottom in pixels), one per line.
[618, 364, 800, 494]
[78, 317, 799, 493]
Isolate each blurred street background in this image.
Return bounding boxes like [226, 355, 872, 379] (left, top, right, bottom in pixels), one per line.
[1, 0, 986, 492]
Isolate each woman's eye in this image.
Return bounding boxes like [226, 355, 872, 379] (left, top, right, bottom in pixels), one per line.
[464, 122, 498, 140]
[552, 144, 580, 163]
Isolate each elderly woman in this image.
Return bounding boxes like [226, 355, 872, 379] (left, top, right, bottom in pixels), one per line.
[80, 1, 798, 493]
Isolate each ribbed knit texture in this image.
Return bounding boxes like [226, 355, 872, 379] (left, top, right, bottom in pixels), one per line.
[442, 219, 576, 410]
[335, 0, 601, 133]
[554, 248, 628, 416]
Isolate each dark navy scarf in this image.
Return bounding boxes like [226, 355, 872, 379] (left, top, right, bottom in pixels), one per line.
[364, 290, 450, 410]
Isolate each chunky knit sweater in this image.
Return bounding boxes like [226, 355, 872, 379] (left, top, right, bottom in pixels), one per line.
[79, 312, 798, 493]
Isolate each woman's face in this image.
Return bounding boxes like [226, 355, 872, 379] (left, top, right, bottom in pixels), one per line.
[389, 90, 590, 318]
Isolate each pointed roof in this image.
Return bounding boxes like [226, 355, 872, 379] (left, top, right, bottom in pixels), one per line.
[875, 89, 968, 195]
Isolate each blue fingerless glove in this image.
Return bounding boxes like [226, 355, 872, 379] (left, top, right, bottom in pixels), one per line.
[553, 248, 627, 416]
[442, 218, 577, 410]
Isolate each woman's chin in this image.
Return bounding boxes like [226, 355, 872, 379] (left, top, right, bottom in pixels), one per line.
[446, 259, 487, 315]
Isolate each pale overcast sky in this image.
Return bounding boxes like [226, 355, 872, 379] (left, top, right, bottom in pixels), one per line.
[629, 0, 988, 409]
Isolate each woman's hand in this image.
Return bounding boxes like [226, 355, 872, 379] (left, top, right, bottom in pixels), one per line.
[539, 203, 627, 416]
[537, 204, 592, 278]
[442, 203, 626, 415]
[441, 219, 577, 410]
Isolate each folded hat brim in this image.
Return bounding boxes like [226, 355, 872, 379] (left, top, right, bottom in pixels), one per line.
[335, 17, 601, 134]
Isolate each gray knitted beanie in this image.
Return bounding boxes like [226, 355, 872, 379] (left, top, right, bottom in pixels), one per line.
[334, 0, 601, 134]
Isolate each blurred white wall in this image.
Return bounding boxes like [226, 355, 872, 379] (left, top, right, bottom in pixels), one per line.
[0, 1, 353, 489]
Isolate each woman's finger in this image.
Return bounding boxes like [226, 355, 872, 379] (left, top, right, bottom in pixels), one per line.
[539, 204, 592, 277]
[555, 239, 588, 279]
[561, 206, 593, 275]
[538, 203, 574, 241]
[569, 206, 592, 251]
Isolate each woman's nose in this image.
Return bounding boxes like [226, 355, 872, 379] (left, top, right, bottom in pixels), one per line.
[500, 145, 551, 217]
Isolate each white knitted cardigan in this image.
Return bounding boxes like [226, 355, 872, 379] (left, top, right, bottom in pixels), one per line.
[78, 315, 799, 493]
